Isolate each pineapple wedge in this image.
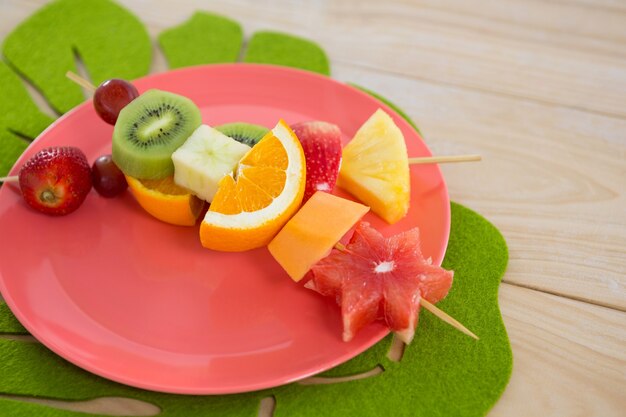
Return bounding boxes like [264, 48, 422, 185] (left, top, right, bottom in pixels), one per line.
[172, 125, 251, 202]
[337, 109, 410, 224]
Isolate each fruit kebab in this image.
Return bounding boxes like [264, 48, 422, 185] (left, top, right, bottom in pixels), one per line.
[60, 72, 478, 341]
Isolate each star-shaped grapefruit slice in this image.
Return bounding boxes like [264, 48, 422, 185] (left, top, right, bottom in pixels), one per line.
[306, 221, 454, 343]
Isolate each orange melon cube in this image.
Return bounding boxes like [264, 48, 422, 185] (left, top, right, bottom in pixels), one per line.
[268, 192, 369, 282]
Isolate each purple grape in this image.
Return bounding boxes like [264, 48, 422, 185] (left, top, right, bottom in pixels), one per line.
[93, 79, 139, 125]
[92, 154, 127, 197]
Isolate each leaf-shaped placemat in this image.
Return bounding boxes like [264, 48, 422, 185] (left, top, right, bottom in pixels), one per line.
[2, 0, 151, 114]
[0, 3, 512, 416]
[158, 12, 243, 69]
[0, 61, 55, 176]
[0, 301, 26, 334]
[243, 31, 331, 76]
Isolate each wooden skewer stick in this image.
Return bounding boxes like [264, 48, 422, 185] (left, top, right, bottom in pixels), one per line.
[0, 176, 19, 183]
[409, 154, 482, 165]
[334, 242, 354, 255]
[333, 242, 479, 340]
[420, 298, 479, 340]
[65, 70, 479, 166]
[65, 71, 96, 92]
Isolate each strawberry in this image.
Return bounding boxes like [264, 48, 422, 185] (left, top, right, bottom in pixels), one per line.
[18, 146, 92, 216]
[291, 121, 342, 202]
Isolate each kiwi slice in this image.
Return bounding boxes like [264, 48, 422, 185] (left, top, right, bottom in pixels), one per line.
[215, 122, 269, 147]
[112, 89, 202, 179]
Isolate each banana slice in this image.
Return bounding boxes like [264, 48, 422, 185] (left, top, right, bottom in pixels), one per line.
[172, 125, 251, 202]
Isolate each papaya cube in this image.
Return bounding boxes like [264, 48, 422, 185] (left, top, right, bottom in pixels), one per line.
[268, 191, 369, 281]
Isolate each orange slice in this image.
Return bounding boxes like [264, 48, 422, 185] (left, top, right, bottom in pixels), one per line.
[199, 120, 306, 251]
[125, 175, 205, 226]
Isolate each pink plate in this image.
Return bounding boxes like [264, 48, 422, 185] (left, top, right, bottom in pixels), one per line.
[0, 64, 449, 394]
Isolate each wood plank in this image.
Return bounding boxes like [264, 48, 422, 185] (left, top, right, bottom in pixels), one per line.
[407, 0, 626, 57]
[101, 0, 626, 117]
[550, 0, 626, 13]
[490, 284, 626, 417]
[333, 62, 626, 310]
[0, 1, 44, 39]
[4, 0, 626, 117]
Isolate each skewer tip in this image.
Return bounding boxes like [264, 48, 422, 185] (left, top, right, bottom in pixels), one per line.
[65, 71, 96, 92]
[408, 154, 482, 165]
[0, 175, 19, 183]
[420, 298, 479, 340]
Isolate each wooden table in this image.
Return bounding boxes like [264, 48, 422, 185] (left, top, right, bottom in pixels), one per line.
[1, 0, 625, 416]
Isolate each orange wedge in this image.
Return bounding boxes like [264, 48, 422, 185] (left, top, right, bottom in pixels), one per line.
[199, 120, 306, 251]
[125, 175, 205, 226]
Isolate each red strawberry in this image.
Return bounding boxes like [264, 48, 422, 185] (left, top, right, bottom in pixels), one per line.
[291, 121, 342, 202]
[18, 147, 92, 216]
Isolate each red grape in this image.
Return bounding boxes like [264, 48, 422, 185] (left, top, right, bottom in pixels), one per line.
[93, 79, 139, 125]
[92, 154, 127, 197]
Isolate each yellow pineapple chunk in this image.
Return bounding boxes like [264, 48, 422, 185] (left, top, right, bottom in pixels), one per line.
[337, 109, 410, 224]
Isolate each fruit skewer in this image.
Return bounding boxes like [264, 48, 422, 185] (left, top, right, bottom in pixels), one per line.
[1, 151, 479, 187]
[62, 72, 479, 340]
[334, 242, 479, 341]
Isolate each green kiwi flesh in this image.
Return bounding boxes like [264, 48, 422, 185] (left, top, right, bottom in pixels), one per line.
[215, 122, 269, 147]
[112, 89, 202, 179]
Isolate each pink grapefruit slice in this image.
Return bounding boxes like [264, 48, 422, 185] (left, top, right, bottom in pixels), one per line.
[307, 221, 454, 343]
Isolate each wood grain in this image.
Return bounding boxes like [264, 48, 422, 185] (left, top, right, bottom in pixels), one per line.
[1, 0, 625, 416]
[490, 284, 626, 417]
[93, 0, 626, 118]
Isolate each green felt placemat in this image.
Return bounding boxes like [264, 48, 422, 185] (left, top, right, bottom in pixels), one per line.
[2, 0, 151, 114]
[0, 302, 26, 334]
[158, 11, 243, 69]
[0, 61, 55, 177]
[0, 2, 512, 416]
[243, 31, 331, 76]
